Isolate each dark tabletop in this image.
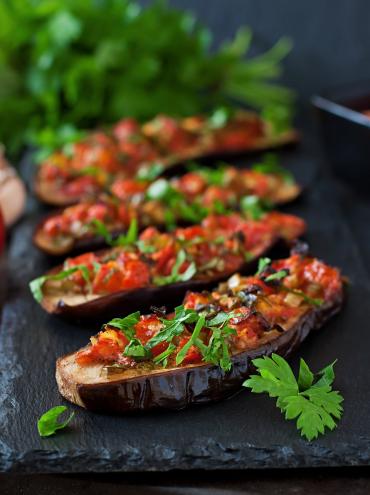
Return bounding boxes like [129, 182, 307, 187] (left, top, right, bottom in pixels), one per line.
[2, 0, 370, 492]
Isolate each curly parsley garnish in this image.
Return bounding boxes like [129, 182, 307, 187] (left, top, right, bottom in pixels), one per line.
[244, 354, 343, 441]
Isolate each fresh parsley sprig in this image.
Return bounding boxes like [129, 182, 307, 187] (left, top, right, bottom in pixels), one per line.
[244, 354, 344, 441]
[37, 406, 75, 438]
[29, 265, 90, 303]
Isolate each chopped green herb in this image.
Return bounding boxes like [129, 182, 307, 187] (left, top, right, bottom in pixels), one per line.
[123, 339, 151, 360]
[37, 406, 75, 438]
[153, 343, 176, 367]
[91, 218, 138, 247]
[243, 354, 343, 441]
[256, 257, 271, 276]
[153, 250, 196, 286]
[207, 107, 233, 129]
[252, 154, 294, 184]
[107, 312, 141, 340]
[136, 240, 156, 254]
[176, 314, 206, 365]
[240, 195, 267, 220]
[265, 269, 288, 282]
[136, 162, 165, 181]
[146, 305, 198, 350]
[281, 287, 323, 307]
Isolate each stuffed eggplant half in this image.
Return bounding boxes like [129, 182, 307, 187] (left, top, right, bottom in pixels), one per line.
[33, 162, 301, 256]
[30, 212, 305, 320]
[56, 253, 344, 414]
[34, 110, 298, 206]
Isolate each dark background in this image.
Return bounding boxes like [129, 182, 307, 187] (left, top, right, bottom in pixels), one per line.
[144, 0, 370, 120]
[2, 1, 370, 493]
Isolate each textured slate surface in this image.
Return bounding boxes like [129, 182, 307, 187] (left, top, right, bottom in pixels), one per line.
[1, 139, 370, 473]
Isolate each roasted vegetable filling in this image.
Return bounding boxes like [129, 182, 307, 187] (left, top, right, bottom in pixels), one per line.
[36, 112, 272, 199]
[31, 212, 305, 301]
[75, 254, 342, 371]
[38, 161, 299, 247]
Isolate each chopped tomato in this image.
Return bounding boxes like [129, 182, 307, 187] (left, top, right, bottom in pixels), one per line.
[176, 173, 207, 196]
[183, 291, 211, 309]
[92, 259, 150, 294]
[65, 204, 89, 223]
[265, 212, 306, 241]
[176, 225, 204, 241]
[86, 203, 112, 222]
[43, 216, 69, 237]
[113, 118, 140, 141]
[111, 178, 148, 200]
[62, 176, 99, 197]
[76, 328, 128, 365]
[152, 244, 177, 276]
[134, 315, 168, 357]
[202, 186, 235, 207]
[65, 252, 98, 287]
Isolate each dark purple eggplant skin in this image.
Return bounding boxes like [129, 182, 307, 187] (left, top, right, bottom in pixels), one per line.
[64, 291, 343, 414]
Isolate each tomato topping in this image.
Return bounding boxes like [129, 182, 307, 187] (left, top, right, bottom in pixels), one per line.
[65, 252, 98, 287]
[176, 173, 207, 196]
[135, 315, 168, 357]
[111, 178, 148, 200]
[92, 259, 150, 294]
[183, 291, 211, 309]
[62, 176, 99, 197]
[152, 244, 177, 276]
[113, 118, 140, 141]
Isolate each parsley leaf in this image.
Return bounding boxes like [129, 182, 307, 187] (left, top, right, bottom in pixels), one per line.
[91, 218, 138, 247]
[153, 250, 196, 286]
[240, 195, 268, 220]
[146, 305, 198, 350]
[264, 269, 288, 282]
[136, 162, 165, 181]
[176, 314, 206, 365]
[37, 406, 75, 438]
[153, 343, 176, 367]
[243, 354, 344, 441]
[29, 265, 90, 303]
[107, 312, 141, 341]
[256, 257, 272, 276]
[123, 339, 151, 360]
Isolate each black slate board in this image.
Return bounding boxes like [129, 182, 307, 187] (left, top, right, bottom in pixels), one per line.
[1, 138, 370, 473]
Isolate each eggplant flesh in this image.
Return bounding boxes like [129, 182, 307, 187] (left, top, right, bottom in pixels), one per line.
[56, 290, 343, 414]
[34, 128, 299, 207]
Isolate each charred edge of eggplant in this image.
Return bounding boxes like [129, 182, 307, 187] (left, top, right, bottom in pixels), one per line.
[33, 129, 300, 206]
[56, 290, 343, 414]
